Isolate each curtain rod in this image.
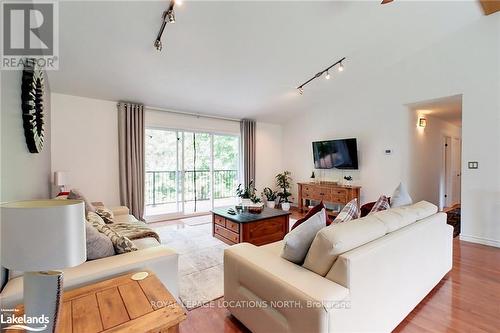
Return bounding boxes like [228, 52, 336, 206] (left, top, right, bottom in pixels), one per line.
[145, 105, 241, 123]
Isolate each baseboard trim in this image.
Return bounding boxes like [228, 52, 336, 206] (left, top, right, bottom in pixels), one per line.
[459, 234, 500, 248]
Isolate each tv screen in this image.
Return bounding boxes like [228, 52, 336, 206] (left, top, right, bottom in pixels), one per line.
[312, 138, 358, 169]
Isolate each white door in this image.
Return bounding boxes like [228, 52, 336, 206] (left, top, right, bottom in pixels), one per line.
[451, 137, 461, 205]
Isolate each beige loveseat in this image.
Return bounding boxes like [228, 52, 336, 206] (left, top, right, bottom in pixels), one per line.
[224, 201, 453, 333]
[0, 206, 178, 308]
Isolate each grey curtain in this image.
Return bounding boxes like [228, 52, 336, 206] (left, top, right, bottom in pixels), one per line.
[118, 102, 145, 221]
[240, 119, 256, 186]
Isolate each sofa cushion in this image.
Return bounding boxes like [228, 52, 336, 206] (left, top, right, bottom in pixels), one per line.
[390, 183, 413, 208]
[291, 202, 331, 230]
[95, 207, 115, 224]
[67, 189, 96, 214]
[303, 216, 387, 276]
[369, 195, 390, 214]
[333, 198, 360, 224]
[132, 237, 161, 250]
[92, 224, 138, 254]
[281, 209, 326, 264]
[371, 201, 437, 233]
[85, 222, 115, 260]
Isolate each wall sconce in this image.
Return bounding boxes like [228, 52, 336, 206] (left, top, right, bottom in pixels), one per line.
[418, 117, 427, 128]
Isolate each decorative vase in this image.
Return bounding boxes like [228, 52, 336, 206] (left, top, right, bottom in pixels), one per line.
[266, 201, 276, 209]
[281, 202, 291, 211]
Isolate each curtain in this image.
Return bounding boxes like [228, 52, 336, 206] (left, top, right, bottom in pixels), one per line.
[240, 119, 256, 186]
[117, 102, 145, 221]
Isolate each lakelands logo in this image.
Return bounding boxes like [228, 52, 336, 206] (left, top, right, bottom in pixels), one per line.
[1, 313, 49, 331]
[1, 0, 59, 70]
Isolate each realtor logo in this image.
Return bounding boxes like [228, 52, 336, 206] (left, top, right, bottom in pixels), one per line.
[1, 1, 59, 70]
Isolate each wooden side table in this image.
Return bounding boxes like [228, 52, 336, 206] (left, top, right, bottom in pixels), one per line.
[9, 271, 186, 333]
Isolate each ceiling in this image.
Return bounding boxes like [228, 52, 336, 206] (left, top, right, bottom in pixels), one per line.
[48, 1, 483, 123]
[408, 94, 462, 127]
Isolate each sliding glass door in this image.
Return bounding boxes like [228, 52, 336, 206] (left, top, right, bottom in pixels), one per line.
[145, 128, 239, 219]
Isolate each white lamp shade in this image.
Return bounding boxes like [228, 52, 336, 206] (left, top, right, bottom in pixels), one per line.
[1, 200, 86, 271]
[54, 171, 68, 186]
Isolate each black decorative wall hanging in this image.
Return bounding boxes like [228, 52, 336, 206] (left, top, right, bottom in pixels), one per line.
[21, 59, 45, 153]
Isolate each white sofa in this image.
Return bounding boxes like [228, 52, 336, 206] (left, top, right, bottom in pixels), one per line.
[224, 201, 453, 333]
[0, 206, 178, 308]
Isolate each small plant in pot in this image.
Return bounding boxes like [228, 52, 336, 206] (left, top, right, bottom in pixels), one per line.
[236, 180, 257, 206]
[276, 171, 293, 211]
[262, 187, 278, 209]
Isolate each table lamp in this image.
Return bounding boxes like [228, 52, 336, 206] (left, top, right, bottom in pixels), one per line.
[53, 171, 68, 193]
[0, 200, 86, 332]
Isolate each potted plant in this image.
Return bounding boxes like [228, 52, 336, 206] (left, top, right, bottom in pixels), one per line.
[262, 187, 277, 209]
[276, 171, 292, 211]
[236, 180, 256, 206]
[343, 175, 353, 187]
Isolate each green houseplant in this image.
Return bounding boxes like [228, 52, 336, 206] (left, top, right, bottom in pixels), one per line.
[276, 171, 292, 211]
[262, 187, 278, 209]
[236, 180, 258, 206]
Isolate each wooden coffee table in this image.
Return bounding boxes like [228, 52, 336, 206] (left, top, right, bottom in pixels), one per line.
[212, 206, 291, 246]
[10, 271, 186, 333]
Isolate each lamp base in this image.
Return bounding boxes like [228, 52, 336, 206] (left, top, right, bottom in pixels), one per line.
[24, 271, 63, 333]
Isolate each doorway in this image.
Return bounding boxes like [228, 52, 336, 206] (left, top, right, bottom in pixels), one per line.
[144, 128, 240, 220]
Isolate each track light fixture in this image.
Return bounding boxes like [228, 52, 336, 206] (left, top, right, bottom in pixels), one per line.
[296, 57, 346, 95]
[154, 0, 178, 52]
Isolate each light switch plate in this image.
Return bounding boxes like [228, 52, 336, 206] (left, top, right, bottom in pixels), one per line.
[468, 161, 479, 169]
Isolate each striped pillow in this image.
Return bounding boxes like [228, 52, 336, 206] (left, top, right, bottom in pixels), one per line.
[369, 195, 390, 214]
[92, 223, 137, 254]
[333, 199, 360, 224]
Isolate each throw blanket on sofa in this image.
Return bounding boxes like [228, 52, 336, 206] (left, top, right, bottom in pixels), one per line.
[108, 223, 160, 243]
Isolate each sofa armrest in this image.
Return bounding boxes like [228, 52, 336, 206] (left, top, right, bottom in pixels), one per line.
[110, 206, 129, 216]
[224, 243, 349, 333]
[1, 246, 179, 308]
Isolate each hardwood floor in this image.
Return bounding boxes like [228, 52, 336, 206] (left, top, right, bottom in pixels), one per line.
[175, 208, 500, 333]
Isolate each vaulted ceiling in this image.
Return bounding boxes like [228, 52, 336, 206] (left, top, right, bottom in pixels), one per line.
[48, 1, 485, 123]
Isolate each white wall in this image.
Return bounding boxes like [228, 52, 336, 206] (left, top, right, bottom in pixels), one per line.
[255, 122, 283, 193]
[282, 15, 500, 247]
[408, 113, 461, 208]
[51, 94, 120, 205]
[51, 93, 283, 207]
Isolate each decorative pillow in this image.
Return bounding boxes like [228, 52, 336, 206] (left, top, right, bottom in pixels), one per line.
[87, 211, 106, 226]
[333, 199, 360, 224]
[281, 209, 326, 264]
[95, 207, 115, 224]
[92, 223, 137, 254]
[291, 202, 331, 230]
[369, 195, 390, 214]
[67, 189, 96, 214]
[390, 183, 413, 207]
[85, 222, 115, 260]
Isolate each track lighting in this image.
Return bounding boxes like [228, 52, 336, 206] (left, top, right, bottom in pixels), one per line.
[154, 0, 178, 52]
[167, 9, 175, 23]
[296, 57, 346, 95]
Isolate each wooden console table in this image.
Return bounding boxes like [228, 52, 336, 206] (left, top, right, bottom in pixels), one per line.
[298, 182, 361, 212]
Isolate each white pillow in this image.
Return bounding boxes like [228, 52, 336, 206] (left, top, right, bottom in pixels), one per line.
[390, 182, 413, 207]
[281, 209, 326, 264]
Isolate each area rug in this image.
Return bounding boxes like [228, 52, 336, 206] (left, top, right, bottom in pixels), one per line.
[179, 215, 213, 226]
[152, 220, 228, 310]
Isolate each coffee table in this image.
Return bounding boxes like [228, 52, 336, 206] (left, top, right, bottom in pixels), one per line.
[211, 206, 291, 246]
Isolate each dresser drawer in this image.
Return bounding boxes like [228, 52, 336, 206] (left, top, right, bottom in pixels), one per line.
[225, 220, 240, 233]
[214, 215, 225, 226]
[215, 225, 239, 243]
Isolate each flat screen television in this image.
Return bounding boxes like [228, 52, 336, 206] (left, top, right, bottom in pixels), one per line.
[312, 138, 358, 169]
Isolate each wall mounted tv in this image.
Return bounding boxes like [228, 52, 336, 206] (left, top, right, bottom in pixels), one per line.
[312, 138, 359, 169]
